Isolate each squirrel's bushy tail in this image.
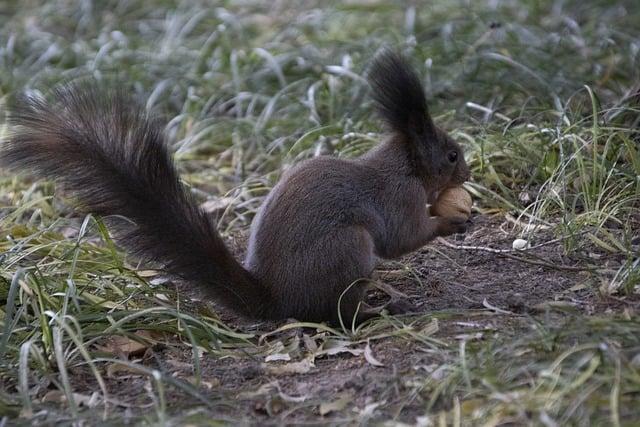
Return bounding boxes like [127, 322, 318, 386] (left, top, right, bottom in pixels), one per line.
[0, 83, 268, 317]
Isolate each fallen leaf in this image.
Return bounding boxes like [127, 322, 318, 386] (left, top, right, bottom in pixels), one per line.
[237, 382, 276, 399]
[320, 340, 364, 357]
[455, 332, 484, 341]
[41, 391, 100, 408]
[265, 395, 286, 416]
[184, 376, 220, 389]
[136, 270, 160, 277]
[149, 276, 173, 286]
[264, 358, 314, 375]
[364, 343, 384, 367]
[319, 392, 352, 416]
[357, 400, 385, 417]
[154, 293, 170, 301]
[166, 356, 195, 371]
[454, 321, 482, 328]
[482, 298, 514, 315]
[302, 334, 318, 353]
[18, 278, 34, 297]
[419, 319, 439, 336]
[80, 292, 119, 309]
[97, 330, 157, 357]
[106, 362, 147, 378]
[566, 283, 588, 292]
[276, 390, 308, 403]
[429, 365, 449, 381]
[265, 353, 291, 362]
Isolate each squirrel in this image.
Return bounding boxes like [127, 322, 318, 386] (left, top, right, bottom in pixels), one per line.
[0, 50, 470, 324]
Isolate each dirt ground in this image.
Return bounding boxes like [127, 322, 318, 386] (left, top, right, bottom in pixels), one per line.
[20, 214, 640, 425]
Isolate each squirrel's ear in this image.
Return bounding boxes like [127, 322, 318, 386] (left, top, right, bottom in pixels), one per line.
[367, 49, 437, 142]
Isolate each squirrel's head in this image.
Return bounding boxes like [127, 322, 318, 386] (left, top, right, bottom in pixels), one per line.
[368, 49, 470, 192]
[419, 125, 470, 191]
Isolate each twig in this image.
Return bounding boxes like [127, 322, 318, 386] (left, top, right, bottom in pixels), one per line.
[436, 233, 598, 272]
[499, 252, 596, 272]
[435, 235, 575, 254]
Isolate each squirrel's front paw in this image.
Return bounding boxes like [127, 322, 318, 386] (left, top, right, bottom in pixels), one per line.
[436, 217, 471, 236]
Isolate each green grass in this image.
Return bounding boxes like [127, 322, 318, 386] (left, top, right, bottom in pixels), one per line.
[0, 0, 639, 424]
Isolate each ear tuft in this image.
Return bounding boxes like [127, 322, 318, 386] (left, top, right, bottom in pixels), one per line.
[367, 49, 436, 138]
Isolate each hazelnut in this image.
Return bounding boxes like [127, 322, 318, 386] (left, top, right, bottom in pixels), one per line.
[430, 187, 472, 220]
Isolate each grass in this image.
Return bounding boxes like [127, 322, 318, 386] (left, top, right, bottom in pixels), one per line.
[0, 0, 639, 425]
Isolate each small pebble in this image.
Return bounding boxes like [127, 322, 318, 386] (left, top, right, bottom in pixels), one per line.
[512, 238, 529, 250]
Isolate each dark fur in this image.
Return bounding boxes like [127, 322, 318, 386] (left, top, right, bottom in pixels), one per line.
[368, 49, 435, 139]
[367, 50, 467, 188]
[1, 86, 267, 317]
[0, 50, 470, 324]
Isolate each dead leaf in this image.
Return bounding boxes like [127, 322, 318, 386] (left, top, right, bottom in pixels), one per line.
[320, 340, 364, 357]
[41, 390, 66, 403]
[482, 298, 515, 315]
[275, 389, 308, 403]
[455, 332, 484, 341]
[106, 362, 147, 378]
[41, 391, 100, 408]
[149, 276, 173, 286]
[265, 353, 291, 362]
[263, 358, 314, 375]
[97, 330, 157, 358]
[166, 356, 196, 371]
[239, 381, 309, 404]
[18, 278, 34, 297]
[184, 376, 220, 389]
[302, 334, 318, 353]
[136, 270, 160, 278]
[418, 319, 439, 336]
[80, 292, 119, 309]
[429, 365, 449, 381]
[356, 400, 385, 417]
[364, 343, 384, 367]
[237, 382, 276, 399]
[455, 321, 482, 328]
[265, 395, 286, 416]
[566, 283, 588, 293]
[319, 392, 352, 416]
[154, 293, 170, 301]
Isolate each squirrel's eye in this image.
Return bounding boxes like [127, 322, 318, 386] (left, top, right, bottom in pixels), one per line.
[447, 150, 458, 164]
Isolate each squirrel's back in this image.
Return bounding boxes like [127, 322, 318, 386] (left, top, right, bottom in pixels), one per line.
[245, 155, 392, 321]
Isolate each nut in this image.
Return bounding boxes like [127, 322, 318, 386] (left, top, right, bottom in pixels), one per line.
[430, 187, 472, 220]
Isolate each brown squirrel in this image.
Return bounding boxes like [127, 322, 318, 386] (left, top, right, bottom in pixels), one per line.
[0, 50, 470, 324]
